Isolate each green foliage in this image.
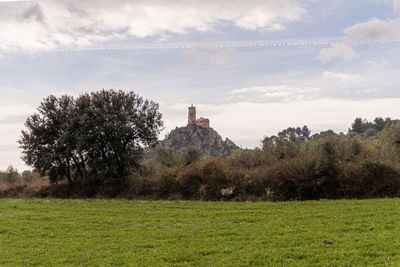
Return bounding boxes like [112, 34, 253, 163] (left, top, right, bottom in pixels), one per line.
[0, 167, 47, 193]
[350, 139, 362, 156]
[339, 161, 400, 198]
[313, 139, 339, 198]
[174, 158, 231, 200]
[147, 120, 400, 201]
[264, 158, 310, 201]
[310, 129, 337, 140]
[9, 115, 400, 201]
[1, 199, 400, 266]
[157, 168, 180, 197]
[19, 90, 163, 190]
[183, 146, 202, 165]
[21, 170, 35, 182]
[265, 125, 311, 143]
[350, 117, 400, 135]
[155, 146, 183, 168]
[229, 149, 269, 169]
[0, 166, 42, 184]
[3, 166, 19, 183]
[262, 133, 301, 160]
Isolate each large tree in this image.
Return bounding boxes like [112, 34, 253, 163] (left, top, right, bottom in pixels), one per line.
[19, 90, 163, 187]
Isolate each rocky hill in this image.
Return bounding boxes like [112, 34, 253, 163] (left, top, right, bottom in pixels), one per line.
[161, 124, 239, 156]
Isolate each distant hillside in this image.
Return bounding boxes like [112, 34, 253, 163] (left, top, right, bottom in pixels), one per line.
[161, 124, 238, 156]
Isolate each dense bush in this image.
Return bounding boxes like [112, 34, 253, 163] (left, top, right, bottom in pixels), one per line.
[157, 168, 180, 198]
[145, 121, 400, 201]
[177, 158, 230, 200]
[339, 161, 400, 198]
[4, 116, 400, 201]
[0, 166, 47, 191]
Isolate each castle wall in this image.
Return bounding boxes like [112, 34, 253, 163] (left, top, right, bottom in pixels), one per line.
[187, 105, 210, 128]
[196, 118, 210, 128]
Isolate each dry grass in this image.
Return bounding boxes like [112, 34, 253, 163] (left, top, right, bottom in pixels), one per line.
[0, 178, 48, 190]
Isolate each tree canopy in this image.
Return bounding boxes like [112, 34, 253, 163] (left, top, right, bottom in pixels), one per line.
[19, 90, 163, 188]
[350, 117, 399, 135]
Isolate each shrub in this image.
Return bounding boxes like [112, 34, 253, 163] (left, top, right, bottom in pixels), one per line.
[229, 149, 266, 169]
[339, 161, 400, 198]
[125, 174, 157, 198]
[184, 146, 202, 165]
[264, 153, 341, 201]
[157, 168, 180, 197]
[264, 159, 305, 201]
[238, 171, 267, 197]
[21, 170, 34, 182]
[2, 166, 20, 184]
[155, 147, 183, 168]
[312, 140, 340, 198]
[177, 158, 231, 200]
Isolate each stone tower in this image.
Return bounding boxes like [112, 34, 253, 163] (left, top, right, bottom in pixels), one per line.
[187, 105, 210, 128]
[188, 104, 196, 125]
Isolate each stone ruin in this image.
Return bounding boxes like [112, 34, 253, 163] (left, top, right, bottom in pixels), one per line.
[160, 104, 238, 156]
[187, 105, 210, 128]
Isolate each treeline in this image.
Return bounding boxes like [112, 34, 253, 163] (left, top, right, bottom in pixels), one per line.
[0, 166, 42, 183]
[5, 117, 400, 201]
[4, 89, 400, 201]
[0, 166, 47, 196]
[127, 117, 400, 201]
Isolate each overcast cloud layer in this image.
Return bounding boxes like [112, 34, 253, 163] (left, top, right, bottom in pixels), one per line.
[0, 0, 400, 170]
[0, 0, 306, 51]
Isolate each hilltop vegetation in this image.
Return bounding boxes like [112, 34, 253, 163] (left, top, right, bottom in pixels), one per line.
[137, 117, 400, 201]
[3, 90, 400, 201]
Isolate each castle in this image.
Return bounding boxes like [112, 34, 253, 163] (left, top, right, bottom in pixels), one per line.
[187, 105, 210, 128]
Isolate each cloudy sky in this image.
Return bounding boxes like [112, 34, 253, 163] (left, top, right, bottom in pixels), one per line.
[1, 0, 400, 170]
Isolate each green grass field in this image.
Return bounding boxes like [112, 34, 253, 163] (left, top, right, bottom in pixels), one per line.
[1, 199, 400, 266]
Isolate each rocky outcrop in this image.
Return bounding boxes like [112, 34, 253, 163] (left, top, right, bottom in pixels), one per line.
[161, 124, 239, 156]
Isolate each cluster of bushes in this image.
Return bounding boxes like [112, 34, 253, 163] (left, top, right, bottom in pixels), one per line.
[0, 166, 47, 190]
[5, 117, 400, 201]
[6, 88, 400, 201]
[121, 119, 400, 201]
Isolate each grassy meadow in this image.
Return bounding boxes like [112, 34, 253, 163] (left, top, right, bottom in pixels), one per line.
[1, 198, 400, 266]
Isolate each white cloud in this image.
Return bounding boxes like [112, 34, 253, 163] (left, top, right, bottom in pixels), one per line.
[394, 0, 400, 13]
[0, 123, 24, 146]
[0, 102, 34, 120]
[230, 85, 320, 102]
[317, 43, 358, 64]
[344, 17, 400, 43]
[317, 0, 400, 64]
[323, 71, 363, 84]
[183, 47, 237, 64]
[0, 0, 307, 52]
